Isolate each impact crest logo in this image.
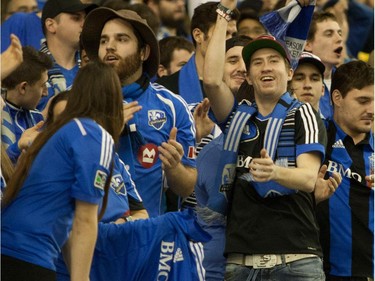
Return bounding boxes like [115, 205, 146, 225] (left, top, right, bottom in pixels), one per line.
[148, 110, 167, 130]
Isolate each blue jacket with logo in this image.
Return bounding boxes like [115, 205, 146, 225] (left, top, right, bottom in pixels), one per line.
[119, 76, 196, 217]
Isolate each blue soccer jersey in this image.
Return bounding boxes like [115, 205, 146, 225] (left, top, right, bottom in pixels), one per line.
[195, 133, 227, 281]
[91, 209, 210, 281]
[56, 153, 143, 281]
[119, 79, 196, 217]
[1, 118, 114, 271]
[99, 156, 143, 222]
[317, 120, 374, 277]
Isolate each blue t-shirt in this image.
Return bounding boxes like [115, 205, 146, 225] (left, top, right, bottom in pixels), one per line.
[1, 118, 114, 271]
[1, 12, 44, 52]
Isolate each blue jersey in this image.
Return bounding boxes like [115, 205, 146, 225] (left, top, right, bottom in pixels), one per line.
[56, 154, 143, 280]
[91, 209, 210, 281]
[119, 77, 196, 217]
[195, 133, 227, 281]
[1, 101, 44, 162]
[1, 118, 113, 271]
[317, 120, 374, 277]
[1, 12, 44, 52]
[99, 156, 143, 222]
[37, 41, 80, 111]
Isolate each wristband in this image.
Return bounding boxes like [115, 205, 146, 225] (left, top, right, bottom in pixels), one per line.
[216, 3, 234, 22]
[122, 215, 134, 222]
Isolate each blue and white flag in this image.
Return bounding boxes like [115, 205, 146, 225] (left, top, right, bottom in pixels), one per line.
[260, 0, 316, 70]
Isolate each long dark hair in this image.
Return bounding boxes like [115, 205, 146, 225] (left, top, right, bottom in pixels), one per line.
[2, 61, 124, 216]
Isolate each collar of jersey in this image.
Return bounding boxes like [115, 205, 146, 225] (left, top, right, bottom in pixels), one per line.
[122, 74, 149, 101]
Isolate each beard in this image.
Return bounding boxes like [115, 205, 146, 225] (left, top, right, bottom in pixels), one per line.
[113, 51, 143, 84]
[160, 12, 185, 29]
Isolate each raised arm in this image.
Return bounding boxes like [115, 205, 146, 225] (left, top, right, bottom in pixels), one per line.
[203, 0, 237, 123]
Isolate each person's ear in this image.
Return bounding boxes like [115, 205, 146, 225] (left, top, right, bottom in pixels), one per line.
[45, 18, 57, 34]
[245, 75, 253, 86]
[140, 44, 150, 62]
[286, 67, 294, 82]
[17, 81, 28, 95]
[157, 64, 168, 78]
[192, 28, 204, 45]
[304, 40, 313, 52]
[331, 89, 342, 107]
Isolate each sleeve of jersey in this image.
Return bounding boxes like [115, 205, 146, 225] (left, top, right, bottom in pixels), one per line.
[174, 100, 197, 168]
[295, 103, 327, 161]
[70, 121, 114, 205]
[118, 157, 143, 203]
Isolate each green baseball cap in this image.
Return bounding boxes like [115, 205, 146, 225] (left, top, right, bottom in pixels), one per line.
[242, 35, 290, 69]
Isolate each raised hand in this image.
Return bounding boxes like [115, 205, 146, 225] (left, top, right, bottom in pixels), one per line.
[193, 98, 215, 143]
[123, 101, 142, 124]
[365, 174, 374, 189]
[314, 164, 341, 203]
[249, 148, 276, 182]
[18, 121, 45, 150]
[158, 127, 184, 170]
[1, 34, 23, 79]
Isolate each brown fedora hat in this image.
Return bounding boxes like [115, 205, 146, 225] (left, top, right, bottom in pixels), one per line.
[81, 7, 159, 78]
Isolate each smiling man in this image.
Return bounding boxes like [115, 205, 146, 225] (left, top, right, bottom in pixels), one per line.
[203, 2, 327, 280]
[222, 35, 251, 95]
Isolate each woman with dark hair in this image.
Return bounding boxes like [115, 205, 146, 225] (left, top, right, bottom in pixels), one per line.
[44, 90, 70, 127]
[1, 61, 124, 281]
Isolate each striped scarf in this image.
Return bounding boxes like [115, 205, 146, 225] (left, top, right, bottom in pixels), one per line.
[39, 39, 81, 95]
[218, 92, 303, 198]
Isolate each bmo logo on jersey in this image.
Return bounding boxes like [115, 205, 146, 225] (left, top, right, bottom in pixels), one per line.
[327, 160, 362, 182]
[148, 110, 167, 130]
[137, 143, 158, 168]
[157, 241, 174, 280]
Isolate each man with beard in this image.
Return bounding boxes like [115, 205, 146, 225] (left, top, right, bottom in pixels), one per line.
[146, 0, 189, 40]
[81, 7, 197, 218]
[316, 60, 374, 280]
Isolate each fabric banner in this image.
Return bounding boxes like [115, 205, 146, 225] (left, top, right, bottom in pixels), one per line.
[260, 0, 316, 70]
